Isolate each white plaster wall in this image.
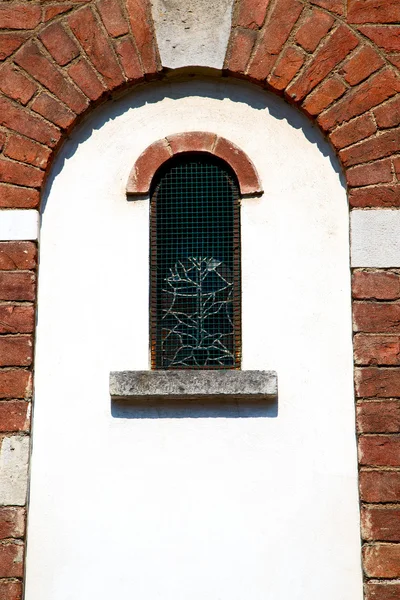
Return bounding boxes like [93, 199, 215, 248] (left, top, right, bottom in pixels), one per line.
[25, 79, 362, 600]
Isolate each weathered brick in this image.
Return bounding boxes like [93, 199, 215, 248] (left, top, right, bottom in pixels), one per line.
[295, 9, 334, 53]
[348, 0, 400, 24]
[68, 7, 125, 89]
[362, 506, 400, 542]
[354, 335, 400, 367]
[0, 34, 28, 62]
[359, 26, 400, 53]
[0, 507, 25, 538]
[286, 25, 358, 102]
[354, 302, 400, 333]
[4, 135, 51, 170]
[309, 0, 344, 15]
[346, 159, 393, 187]
[349, 185, 400, 208]
[0, 306, 34, 335]
[353, 271, 400, 300]
[0, 96, 61, 148]
[0, 64, 37, 105]
[302, 76, 347, 117]
[39, 22, 80, 67]
[114, 37, 143, 81]
[31, 93, 76, 130]
[225, 28, 256, 75]
[363, 543, 400, 578]
[0, 159, 44, 189]
[67, 57, 106, 101]
[267, 46, 305, 92]
[360, 469, 400, 502]
[341, 129, 400, 168]
[43, 4, 75, 22]
[374, 96, 400, 129]
[0, 243, 36, 271]
[97, 0, 130, 37]
[388, 54, 400, 70]
[0, 337, 32, 367]
[0, 131, 5, 153]
[15, 40, 88, 114]
[0, 273, 35, 302]
[247, 0, 303, 81]
[340, 46, 384, 87]
[318, 69, 400, 131]
[330, 114, 377, 150]
[0, 185, 39, 209]
[233, 0, 271, 29]
[357, 400, 400, 432]
[125, 0, 159, 74]
[0, 6, 41, 30]
[0, 371, 31, 399]
[365, 581, 400, 600]
[359, 434, 400, 466]
[0, 541, 24, 578]
[0, 579, 22, 600]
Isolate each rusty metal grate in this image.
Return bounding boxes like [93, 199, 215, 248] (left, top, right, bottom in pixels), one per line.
[150, 153, 241, 369]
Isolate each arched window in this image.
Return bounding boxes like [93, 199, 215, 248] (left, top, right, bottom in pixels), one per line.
[150, 153, 241, 369]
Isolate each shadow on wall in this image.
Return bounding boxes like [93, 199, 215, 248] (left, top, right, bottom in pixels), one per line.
[41, 74, 346, 213]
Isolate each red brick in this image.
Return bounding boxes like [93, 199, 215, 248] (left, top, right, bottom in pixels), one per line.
[388, 54, 400, 70]
[128, 139, 171, 193]
[0, 336, 32, 367]
[286, 25, 358, 103]
[0, 541, 23, 577]
[309, 0, 344, 15]
[365, 582, 400, 600]
[359, 434, 400, 466]
[0, 185, 39, 209]
[233, 0, 271, 29]
[0, 132, 5, 153]
[15, 40, 88, 114]
[114, 37, 143, 81]
[346, 159, 393, 187]
[97, 0, 130, 37]
[349, 185, 400, 208]
[363, 543, 400, 578]
[0, 96, 61, 148]
[0, 401, 30, 433]
[67, 57, 106, 102]
[214, 136, 261, 195]
[357, 400, 400, 432]
[354, 335, 400, 367]
[43, 5, 75, 22]
[0, 159, 44, 189]
[0, 34, 28, 61]
[0, 305, 35, 335]
[247, 0, 303, 81]
[359, 26, 400, 53]
[0, 6, 41, 30]
[32, 93, 76, 130]
[394, 157, 400, 180]
[0, 242, 36, 271]
[0, 580, 22, 600]
[341, 129, 400, 168]
[0, 507, 25, 539]
[295, 9, 334, 53]
[318, 69, 400, 131]
[0, 273, 35, 302]
[0, 370, 31, 399]
[341, 46, 384, 87]
[0, 64, 37, 105]
[68, 7, 125, 89]
[362, 506, 400, 542]
[374, 96, 400, 130]
[39, 22, 80, 67]
[330, 114, 377, 150]
[4, 135, 51, 170]
[125, 0, 159, 75]
[302, 76, 347, 117]
[225, 28, 256, 75]
[360, 469, 400, 502]
[167, 132, 215, 155]
[353, 271, 400, 300]
[349, 0, 400, 24]
[267, 46, 305, 92]
[354, 302, 400, 333]
[357, 367, 400, 398]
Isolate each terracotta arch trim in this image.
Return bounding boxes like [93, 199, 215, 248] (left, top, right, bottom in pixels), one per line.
[126, 132, 263, 197]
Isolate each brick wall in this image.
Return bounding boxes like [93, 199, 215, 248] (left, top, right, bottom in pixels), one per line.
[0, 0, 399, 598]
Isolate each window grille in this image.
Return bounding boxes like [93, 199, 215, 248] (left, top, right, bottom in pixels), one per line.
[150, 153, 241, 369]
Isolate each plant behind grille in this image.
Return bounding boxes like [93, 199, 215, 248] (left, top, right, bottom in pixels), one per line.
[150, 154, 241, 369]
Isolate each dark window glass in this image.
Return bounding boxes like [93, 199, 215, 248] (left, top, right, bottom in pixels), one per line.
[150, 154, 241, 369]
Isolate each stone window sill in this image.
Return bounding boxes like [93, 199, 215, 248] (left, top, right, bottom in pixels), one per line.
[109, 370, 277, 402]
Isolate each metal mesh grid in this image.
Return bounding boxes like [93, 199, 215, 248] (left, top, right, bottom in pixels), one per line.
[150, 154, 241, 369]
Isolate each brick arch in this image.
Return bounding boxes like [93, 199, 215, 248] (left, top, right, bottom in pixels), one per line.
[1, 1, 400, 599]
[126, 132, 263, 196]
